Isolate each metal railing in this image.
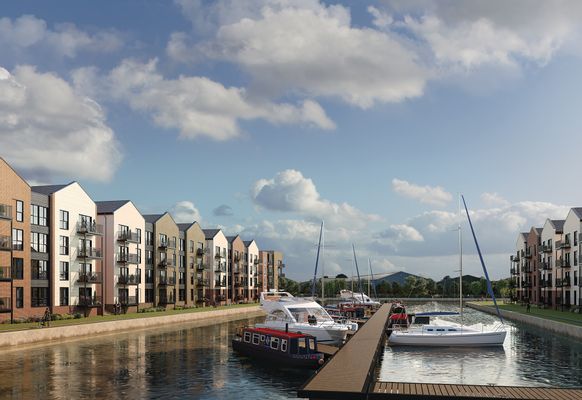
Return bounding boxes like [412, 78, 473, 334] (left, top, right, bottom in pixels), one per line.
[77, 247, 102, 259]
[116, 253, 140, 264]
[556, 258, 571, 268]
[78, 272, 103, 283]
[118, 274, 141, 285]
[541, 262, 552, 270]
[120, 296, 138, 305]
[540, 244, 552, 253]
[158, 276, 176, 285]
[117, 230, 140, 243]
[158, 259, 173, 268]
[197, 278, 209, 286]
[76, 221, 104, 236]
[78, 296, 102, 307]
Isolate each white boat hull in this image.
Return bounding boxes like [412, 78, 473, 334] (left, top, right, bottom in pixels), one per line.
[255, 321, 349, 345]
[388, 329, 506, 347]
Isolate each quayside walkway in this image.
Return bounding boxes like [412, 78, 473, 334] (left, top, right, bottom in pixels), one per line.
[297, 302, 582, 400]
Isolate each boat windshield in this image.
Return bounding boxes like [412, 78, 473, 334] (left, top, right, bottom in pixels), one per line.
[288, 307, 333, 323]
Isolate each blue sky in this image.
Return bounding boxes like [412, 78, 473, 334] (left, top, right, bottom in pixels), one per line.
[2, 0, 582, 282]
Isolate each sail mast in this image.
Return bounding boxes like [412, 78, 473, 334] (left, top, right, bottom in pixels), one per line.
[321, 222, 325, 303]
[311, 220, 324, 299]
[352, 244, 364, 303]
[458, 194, 463, 316]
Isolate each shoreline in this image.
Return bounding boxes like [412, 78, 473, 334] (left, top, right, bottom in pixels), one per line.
[0, 306, 265, 349]
[467, 302, 582, 340]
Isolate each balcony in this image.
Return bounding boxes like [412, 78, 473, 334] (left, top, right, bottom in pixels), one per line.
[254, 259, 259, 265]
[76, 221, 104, 236]
[556, 277, 571, 287]
[158, 296, 175, 305]
[233, 268, 241, 275]
[510, 255, 519, 263]
[158, 276, 176, 286]
[0, 235, 10, 251]
[215, 280, 226, 288]
[78, 272, 103, 284]
[118, 274, 140, 285]
[116, 253, 140, 264]
[78, 296, 102, 307]
[0, 203, 12, 220]
[522, 281, 532, 288]
[556, 258, 571, 268]
[556, 240, 571, 250]
[510, 267, 518, 275]
[0, 297, 11, 312]
[196, 263, 206, 271]
[158, 240, 169, 249]
[0, 266, 11, 281]
[541, 262, 552, 270]
[197, 278, 209, 286]
[32, 271, 49, 280]
[540, 244, 552, 253]
[196, 248, 204, 257]
[541, 279, 552, 288]
[117, 230, 140, 243]
[215, 264, 226, 273]
[522, 265, 532, 273]
[523, 249, 532, 259]
[77, 247, 102, 259]
[120, 296, 138, 306]
[158, 259, 173, 268]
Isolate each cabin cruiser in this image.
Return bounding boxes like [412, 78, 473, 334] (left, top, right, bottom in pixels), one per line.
[256, 291, 356, 345]
[388, 322, 507, 347]
[339, 289, 381, 307]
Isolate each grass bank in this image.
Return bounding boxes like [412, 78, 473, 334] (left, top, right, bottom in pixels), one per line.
[470, 301, 582, 327]
[0, 303, 259, 333]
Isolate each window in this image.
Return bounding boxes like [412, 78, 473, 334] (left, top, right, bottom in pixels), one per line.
[16, 200, 23, 222]
[179, 239, 184, 251]
[146, 231, 153, 246]
[59, 210, 69, 230]
[270, 337, 280, 350]
[179, 272, 185, 285]
[575, 251, 578, 267]
[12, 229, 23, 250]
[15, 287, 23, 308]
[145, 289, 154, 303]
[31, 205, 48, 226]
[146, 269, 154, 284]
[159, 233, 167, 245]
[137, 247, 142, 263]
[179, 289, 185, 301]
[119, 224, 129, 236]
[189, 240, 194, 253]
[281, 339, 288, 352]
[252, 334, 260, 345]
[31, 287, 48, 307]
[31, 232, 48, 253]
[60, 287, 69, 306]
[12, 258, 23, 280]
[31, 260, 48, 280]
[59, 236, 69, 255]
[146, 250, 153, 265]
[136, 228, 142, 244]
[60, 262, 69, 280]
[575, 231, 578, 246]
[244, 332, 251, 343]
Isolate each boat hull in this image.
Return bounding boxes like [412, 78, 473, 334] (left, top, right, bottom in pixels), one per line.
[388, 330, 506, 347]
[232, 340, 323, 369]
[254, 322, 348, 346]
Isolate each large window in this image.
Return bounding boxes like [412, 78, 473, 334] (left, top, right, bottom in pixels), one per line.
[145, 269, 154, 284]
[31, 259, 48, 280]
[12, 258, 23, 280]
[60, 287, 69, 306]
[12, 229, 23, 251]
[31, 205, 48, 226]
[136, 228, 142, 244]
[145, 289, 154, 303]
[31, 232, 48, 253]
[15, 287, 23, 308]
[16, 200, 23, 222]
[59, 236, 69, 255]
[59, 210, 69, 230]
[146, 231, 153, 246]
[146, 250, 153, 265]
[31, 287, 49, 307]
[60, 261, 69, 280]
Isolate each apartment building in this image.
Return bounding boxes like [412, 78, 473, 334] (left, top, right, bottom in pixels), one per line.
[31, 191, 50, 311]
[0, 158, 32, 322]
[525, 227, 542, 305]
[560, 208, 581, 308]
[227, 235, 245, 302]
[540, 219, 564, 308]
[177, 222, 206, 305]
[33, 183, 103, 316]
[143, 214, 179, 308]
[96, 201, 145, 313]
[244, 240, 259, 301]
[511, 232, 528, 302]
[259, 250, 284, 291]
[203, 229, 228, 305]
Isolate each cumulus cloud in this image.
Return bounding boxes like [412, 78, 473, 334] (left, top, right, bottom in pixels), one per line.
[0, 15, 122, 58]
[251, 169, 380, 227]
[171, 201, 202, 222]
[481, 192, 510, 207]
[213, 204, 234, 217]
[0, 65, 121, 182]
[392, 178, 453, 207]
[73, 59, 334, 140]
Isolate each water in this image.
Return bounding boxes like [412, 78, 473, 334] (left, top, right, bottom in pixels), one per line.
[379, 302, 582, 388]
[0, 315, 311, 399]
[0, 304, 580, 399]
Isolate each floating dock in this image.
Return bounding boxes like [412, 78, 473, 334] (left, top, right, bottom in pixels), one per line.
[298, 302, 582, 400]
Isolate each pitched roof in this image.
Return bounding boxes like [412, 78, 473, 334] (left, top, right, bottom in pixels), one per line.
[143, 214, 164, 223]
[534, 228, 542, 235]
[226, 235, 240, 243]
[96, 200, 131, 214]
[571, 207, 582, 219]
[550, 219, 565, 231]
[203, 229, 221, 239]
[243, 240, 255, 247]
[31, 183, 70, 195]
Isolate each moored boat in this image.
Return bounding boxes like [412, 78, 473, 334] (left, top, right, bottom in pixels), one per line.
[232, 326, 325, 369]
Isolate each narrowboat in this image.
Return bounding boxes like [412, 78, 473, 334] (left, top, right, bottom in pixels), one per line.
[232, 327, 325, 369]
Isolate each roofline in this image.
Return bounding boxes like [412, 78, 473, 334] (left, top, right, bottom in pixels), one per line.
[0, 157, 31, 189]
[95, 200, 134, 215]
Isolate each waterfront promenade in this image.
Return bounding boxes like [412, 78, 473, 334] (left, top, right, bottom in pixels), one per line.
[0, 304, 264, 348]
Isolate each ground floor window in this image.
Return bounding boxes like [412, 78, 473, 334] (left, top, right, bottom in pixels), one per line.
[31, 287, 49, 307]
[15, 287, 23, 308]
[145, 289, 154, 303]
[60, 287, 69, 306]
[179, 289, 186, 302]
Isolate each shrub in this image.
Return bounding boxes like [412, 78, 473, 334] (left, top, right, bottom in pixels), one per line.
[73, 313, 82, 319]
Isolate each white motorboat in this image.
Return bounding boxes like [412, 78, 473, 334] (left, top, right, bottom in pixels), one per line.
[256, 291, 356, 345]
[339, 289, 381, 307]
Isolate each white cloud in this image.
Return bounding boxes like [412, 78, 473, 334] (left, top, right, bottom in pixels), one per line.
[0, 15, 122, 58]
[213, 204, 234, 217]
[379, 224, 424, 242]
[0, 65, 121, 182]
[176, 0, 428, 108]
[74, 59, 334, 140]
[481, 192, 510, 208]
[171, 201, 202, 223]
[251, 169, 380, 227]
[392, 178, 453, 207]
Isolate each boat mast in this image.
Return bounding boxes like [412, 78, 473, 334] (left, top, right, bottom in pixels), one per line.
[311, 220, 324, 299]
[352, 244, 364, 303]
[321, 222, 325, 303]
[458, 194, 463, 317]
[369, 258, 378, 299]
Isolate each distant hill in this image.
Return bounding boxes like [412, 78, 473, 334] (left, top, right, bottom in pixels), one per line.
[371, 271, 421, 286]
[438, 275, 482, 285]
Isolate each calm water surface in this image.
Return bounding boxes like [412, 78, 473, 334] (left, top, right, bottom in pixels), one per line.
[379, 302, 582, 388]
[1, 304, 580, 399]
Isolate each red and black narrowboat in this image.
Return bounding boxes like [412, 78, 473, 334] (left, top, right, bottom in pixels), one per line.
[232, 327, 325, 369]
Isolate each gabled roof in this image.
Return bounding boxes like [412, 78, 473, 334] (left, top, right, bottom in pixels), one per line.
[96, 200, 131, 214]
[177, 221, 200, 231]
[203, 228, 221, 239]
[143, 214, 164, 224]
[534, 227, 542, 235]
[550, 219, 565, 232]
[1, 157, 31, 188]
[31, 183, 70, 195]
[571, 207, 582, 219]
[226, 235, 240, 243]
[243, 240, 256, 247]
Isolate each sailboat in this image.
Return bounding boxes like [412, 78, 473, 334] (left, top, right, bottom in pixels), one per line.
[388, 195, 507, 347]
[338, 251, 380, 307]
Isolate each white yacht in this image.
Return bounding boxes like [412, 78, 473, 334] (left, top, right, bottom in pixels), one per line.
[339, 290, 381, 307]
[389, 322, 507, 347]
[256, 291, 356, 345]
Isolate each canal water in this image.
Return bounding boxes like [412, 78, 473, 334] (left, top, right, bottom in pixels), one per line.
[379, 302, 582, 388]
[0, 304, 580, 399]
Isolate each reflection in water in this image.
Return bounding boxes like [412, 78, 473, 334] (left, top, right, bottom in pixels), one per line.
[379, 303, 582, 387]
[0, 316, 308, 399]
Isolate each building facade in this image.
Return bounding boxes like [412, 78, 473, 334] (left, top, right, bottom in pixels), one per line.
[560, 208, 581, 308]
[178, 222, 206, 306]
[203, 229, 228, 305]
[540, 219, 564, 309]
[244, 240, 259, 301]
[259, 250, 284, 291]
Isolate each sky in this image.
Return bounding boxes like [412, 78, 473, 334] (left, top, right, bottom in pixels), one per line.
[2, 0, 582, 282]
